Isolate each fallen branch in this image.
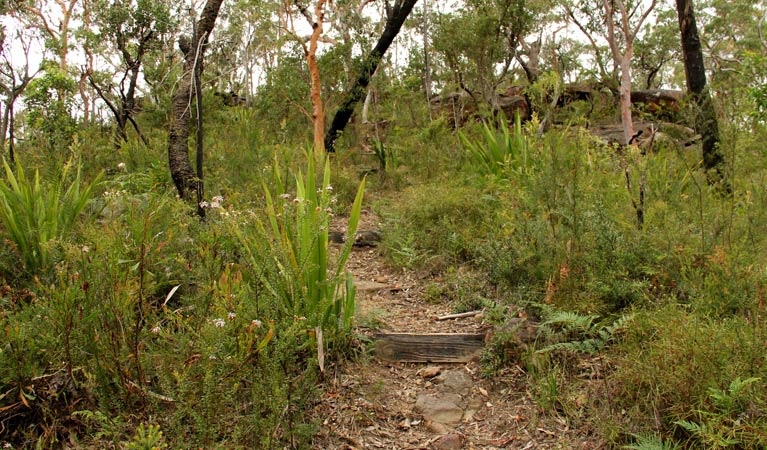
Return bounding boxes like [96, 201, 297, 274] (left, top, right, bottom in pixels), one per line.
[436, 310, 482, 321]
[127, 380, 175, 403]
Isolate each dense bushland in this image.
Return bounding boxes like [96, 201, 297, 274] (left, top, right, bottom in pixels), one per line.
[379, 113, 767, 448]
[1, 67, 767, 450]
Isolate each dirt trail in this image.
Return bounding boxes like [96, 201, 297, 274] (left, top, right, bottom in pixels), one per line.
[313, 210, 596, 449]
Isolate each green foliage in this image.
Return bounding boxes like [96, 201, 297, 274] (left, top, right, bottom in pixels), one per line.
[537, 310, 634, 355]
[672, 377, 766, 449]
[126, 423, 168, 450]
[742, 51, 767, 123]
[459, 113, 531, 177]
[623, 434, 680, 450]
[22, 61, 78, 152]
[380, 182, 500, 268]
[4, 7, 767, 446]
[235, 155, 366, 337]
[0, 156, 102, 275]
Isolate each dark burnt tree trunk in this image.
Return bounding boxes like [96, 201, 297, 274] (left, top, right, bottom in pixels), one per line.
[168, 0, 224, 201]
[324, 0, 418, 152]
[676, 0, 726, 184]
[1, 45, 37, 165]
[88, 53, 150, 150]
[1, 78, 33, 166]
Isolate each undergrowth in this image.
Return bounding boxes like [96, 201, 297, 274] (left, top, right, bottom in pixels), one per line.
[378, 114, 767, 448]
[2, 89, 767, 449]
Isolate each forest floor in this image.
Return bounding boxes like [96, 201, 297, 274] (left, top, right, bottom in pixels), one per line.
[312, 210, 600, 449]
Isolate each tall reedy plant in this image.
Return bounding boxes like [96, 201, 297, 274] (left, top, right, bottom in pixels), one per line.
[237, 154, 366, 338]
[0, 157, 102, 275]
[459, 112, 531, 178]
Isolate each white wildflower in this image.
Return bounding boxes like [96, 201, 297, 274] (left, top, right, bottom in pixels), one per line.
[213, 318, 225, 328]
[325, 185, 333, 192]
[151, 326, 161, 334]
[212, 195, 224, 203]
[199, 201, 210, 208]
[81, 246, 90, 253]
[279, 193, 292, 200]
[227, 311, 237, 320]
[209, 355, 217, 360]
[210, 201, 221, 209]
[251, 319, 262, 328]
[117, 162, 126, 170]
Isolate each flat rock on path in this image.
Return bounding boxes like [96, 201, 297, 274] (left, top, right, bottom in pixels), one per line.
[314, 210, 598, 449]
[415, 393, 464, 425]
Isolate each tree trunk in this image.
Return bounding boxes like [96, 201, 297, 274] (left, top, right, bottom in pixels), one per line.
[307, 0, 327, 155]
[422, 0, 432, 110]
[1, 97, 9, 156]
[619, 52, 635, 145]
[676, 0, 725, 182]
[361, 87, 373, 124]
[324, 0, 418, 152]
[167, 0, 225, 200]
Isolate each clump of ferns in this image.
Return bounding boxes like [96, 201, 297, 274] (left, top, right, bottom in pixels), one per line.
[536, 308, 635, 356]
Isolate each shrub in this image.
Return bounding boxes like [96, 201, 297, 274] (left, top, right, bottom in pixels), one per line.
[0, 157, 102, 275]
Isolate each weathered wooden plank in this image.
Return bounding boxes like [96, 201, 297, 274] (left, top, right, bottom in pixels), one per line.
[372, 333, 486, 363]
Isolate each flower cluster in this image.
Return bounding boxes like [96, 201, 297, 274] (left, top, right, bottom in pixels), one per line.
[200, 195, 225, 209]
[102, 189, 129, 199]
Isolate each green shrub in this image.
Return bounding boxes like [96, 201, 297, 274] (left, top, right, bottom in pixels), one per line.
[0, 157, 102, 275]
[235, 155, 366, 339]
[459, 113, 532, 178]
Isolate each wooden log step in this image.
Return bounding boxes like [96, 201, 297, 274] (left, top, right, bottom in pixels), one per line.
[372, 333, 486, 363]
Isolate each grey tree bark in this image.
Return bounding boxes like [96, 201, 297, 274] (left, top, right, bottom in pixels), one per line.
[168, 0, 225, 201]
[676, 0, 726, 185]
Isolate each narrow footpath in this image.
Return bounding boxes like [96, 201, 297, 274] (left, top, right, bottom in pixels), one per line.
[313, 210, 598, 449]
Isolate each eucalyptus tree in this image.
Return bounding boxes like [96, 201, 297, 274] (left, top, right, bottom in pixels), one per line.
[431, 0, 535, 112]
[10, 0, 84, 140]
[88, 0, 175, 148]
[632, 6, 679, 90]
[676, 0, 724, 183]
[167, 0, 225, 206]
[564, 0, 658, 145]
[324, 0, 419, 152]
[289, 0, 332, 154]
[205, 0, 276, 101]
[14, 0, 80, 72]
[0, 28, 40, 163]
[698, 0, 766, 126]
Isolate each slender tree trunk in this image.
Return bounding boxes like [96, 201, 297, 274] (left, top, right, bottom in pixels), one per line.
[676, 0, 725, 183]
[618, 51, 635, 145]
[1, 99, 9, 156]
[194, 19, 205, 219]
[362, 87, 373, 124]
[7, 98, 13, 165]
[167, 0, 225, 201]
[422, 0, 432, 114]
[306, 0, 327, 155]
[324, 0, 418, 152]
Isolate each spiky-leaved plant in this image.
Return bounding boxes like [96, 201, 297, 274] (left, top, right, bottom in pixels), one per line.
[236, 154, 365, 336]
[0, 157, 102, 274]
